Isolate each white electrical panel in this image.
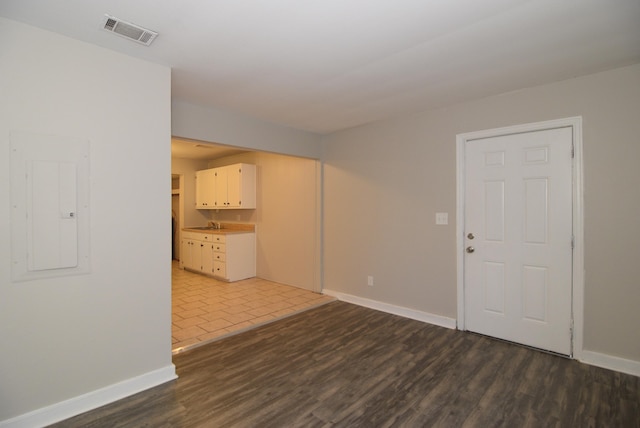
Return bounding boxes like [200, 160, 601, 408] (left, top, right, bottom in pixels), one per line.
[11, 132, 90, 281]
[27, 160, 78, 271]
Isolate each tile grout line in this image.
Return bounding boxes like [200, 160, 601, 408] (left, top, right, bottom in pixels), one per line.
[172, 261, 335, 352]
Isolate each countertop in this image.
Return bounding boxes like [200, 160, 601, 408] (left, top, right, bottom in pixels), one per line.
[182, 222, 255, 235]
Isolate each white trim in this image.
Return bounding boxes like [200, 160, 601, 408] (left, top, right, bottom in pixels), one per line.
[456, 132, 466, 329]
[455, 117, 585, 358]
[571, 119, 585, 360]
[323, 289, 456, 329]
[580, 351, 640, 378]
[315, 159, 323, 293]
[0, 365, 177, 428]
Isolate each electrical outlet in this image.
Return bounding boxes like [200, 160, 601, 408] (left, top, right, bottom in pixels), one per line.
[435, 212, 448, 225]
[367, 275, 374, 286]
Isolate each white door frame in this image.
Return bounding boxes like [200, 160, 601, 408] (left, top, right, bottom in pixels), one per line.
[456, 117, 584, 358]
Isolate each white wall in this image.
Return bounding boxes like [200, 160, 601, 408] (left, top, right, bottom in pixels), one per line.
[208, 153, 321, 292]
[322, 63, 640, 366]
[0, 18, 174, 425]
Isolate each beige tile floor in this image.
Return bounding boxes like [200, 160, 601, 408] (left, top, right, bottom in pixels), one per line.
[172, 261, 335, 353]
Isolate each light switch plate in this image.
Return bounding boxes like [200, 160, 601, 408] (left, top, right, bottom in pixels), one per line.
[435, 212, 448, 225]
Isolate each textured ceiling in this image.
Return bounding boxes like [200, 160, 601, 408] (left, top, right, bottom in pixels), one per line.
[2, 0, 640, 134]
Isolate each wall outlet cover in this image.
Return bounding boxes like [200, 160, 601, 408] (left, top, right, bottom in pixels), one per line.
[436, 212, 448, 225]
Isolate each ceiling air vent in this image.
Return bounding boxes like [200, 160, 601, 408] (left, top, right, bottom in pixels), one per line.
[102, 14, 158, 46]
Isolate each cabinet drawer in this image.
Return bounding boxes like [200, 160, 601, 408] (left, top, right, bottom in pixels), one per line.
[213, 261, 226, 278]
[212, 234, 226, 244]
[213, 243, 226, 253]
[213, 251, 226, 262]
[182, 231, 201, 240]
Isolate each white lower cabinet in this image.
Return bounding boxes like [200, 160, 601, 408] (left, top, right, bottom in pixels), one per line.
[180, 231, 213, 274]
[180, 235, 198, 271]
[210, 233, 256, 282]
[201, 241, 214, 275]
[181, 230, 255, 282]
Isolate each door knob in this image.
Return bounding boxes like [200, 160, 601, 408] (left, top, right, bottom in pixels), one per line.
[467, 233, 475, 240]
[466, 246, 475, 253]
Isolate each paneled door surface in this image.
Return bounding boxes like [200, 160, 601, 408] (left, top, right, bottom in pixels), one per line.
[464, 127, 573, 355]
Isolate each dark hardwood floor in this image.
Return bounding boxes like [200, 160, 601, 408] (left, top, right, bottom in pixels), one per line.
[51, 301, 640, 427]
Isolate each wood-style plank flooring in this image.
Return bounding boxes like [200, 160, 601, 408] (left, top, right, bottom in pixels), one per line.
[51, 302, 640, 427]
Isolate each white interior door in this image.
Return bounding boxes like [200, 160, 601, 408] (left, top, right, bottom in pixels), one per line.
[464, 127, 573, 355]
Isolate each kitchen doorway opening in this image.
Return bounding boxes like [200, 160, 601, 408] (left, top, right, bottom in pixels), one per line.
[171, 174, 183, 261]
[170, 138, 328, 352]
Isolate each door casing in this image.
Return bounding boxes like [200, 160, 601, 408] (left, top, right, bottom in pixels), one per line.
[456, 117, 584, 359]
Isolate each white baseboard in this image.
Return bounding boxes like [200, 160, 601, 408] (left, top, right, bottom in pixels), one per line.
[0, 365, 177, 428]
[323, 290, 640, 378]
[580, 350, 640, 377]
[323, 289, 456, 329]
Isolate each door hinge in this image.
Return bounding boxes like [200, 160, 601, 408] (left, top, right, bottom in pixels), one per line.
[571, 143, 575, 159]
[571, 235, 575, 249]
[570, 318, 574, 342]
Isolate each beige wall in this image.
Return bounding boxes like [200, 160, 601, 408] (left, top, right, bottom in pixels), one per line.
[172, 100, 323, 159]
[171, 157, 212, 261]
[207, 153, 321, 291]
[171, 97, 323, 292]
[171, 157, 212, 228]
[322, 63, 640, 363]
[0, 18, 173, 423]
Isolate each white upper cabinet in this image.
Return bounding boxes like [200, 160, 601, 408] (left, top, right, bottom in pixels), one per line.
[196, 163, 256, 209]
[224, 164, 256, 208]
[213, 166, 228, 208]
[195, 169, 216, 208]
